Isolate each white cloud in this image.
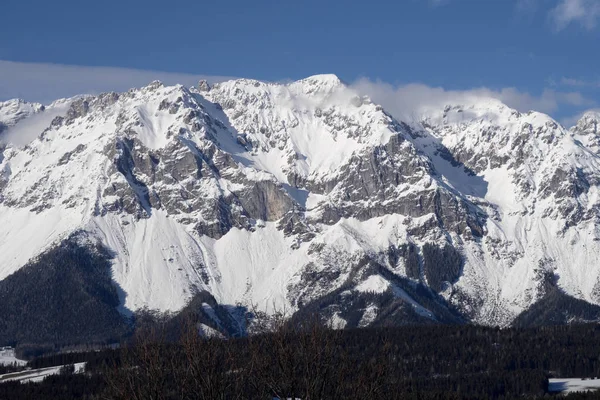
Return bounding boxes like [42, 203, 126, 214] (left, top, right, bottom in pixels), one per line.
[0, 60, 234, 104]
[0, 60, 594, 131]
[550, 0, 600, 30]
[1, 103, 71, 147]
[351, 78, 594, 122]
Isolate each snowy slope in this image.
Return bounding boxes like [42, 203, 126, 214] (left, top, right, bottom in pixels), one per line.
[2, 75, 600, 328]
[413, 101, 600, 324]
[549, 378, 600, 394]
[0, 348, 26, 367]
[0, 99, 45, 130]
[201, 75, 397, 184]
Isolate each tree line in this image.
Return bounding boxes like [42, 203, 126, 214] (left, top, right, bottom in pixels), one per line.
[6, 320, 600, 399]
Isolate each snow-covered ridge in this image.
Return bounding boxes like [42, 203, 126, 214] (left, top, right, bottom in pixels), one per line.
[0, 99, 45, 134]
[202, 73, 399, 184]
[2, 74, 600, 328]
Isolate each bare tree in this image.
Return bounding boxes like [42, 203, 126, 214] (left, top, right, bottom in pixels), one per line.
[178, 317, 242, 400]
[103, 310, 173, 400]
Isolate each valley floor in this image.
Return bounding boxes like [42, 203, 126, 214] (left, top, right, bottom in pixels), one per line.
[4, 324, 600, 399]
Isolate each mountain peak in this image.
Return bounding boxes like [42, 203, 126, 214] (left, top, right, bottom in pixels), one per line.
[143, 80, 165, 91]
[298, 73, 342, 85]
[581, 110, 600, 119]
[579, 110, 600, 125]
[0, 99, 45, 130]
[573, 110, 600, 135]
[292, 74, 345, 93]
[418, 97, 561, 132]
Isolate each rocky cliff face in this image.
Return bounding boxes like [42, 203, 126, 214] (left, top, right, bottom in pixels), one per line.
[1, 76, 600, 329]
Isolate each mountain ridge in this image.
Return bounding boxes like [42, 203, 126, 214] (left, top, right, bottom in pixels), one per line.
[1, 74, 600, 334]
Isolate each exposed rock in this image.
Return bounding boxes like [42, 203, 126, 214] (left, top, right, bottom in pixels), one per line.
[1, 77, 600, 329]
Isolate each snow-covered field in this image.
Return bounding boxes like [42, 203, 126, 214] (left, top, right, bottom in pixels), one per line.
[0, 348, 26, 367]
[549, 378, 600, 394]
[0, 362, 86, 384]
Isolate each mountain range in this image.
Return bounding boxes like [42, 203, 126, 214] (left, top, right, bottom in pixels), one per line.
[2, 74, 600, 342]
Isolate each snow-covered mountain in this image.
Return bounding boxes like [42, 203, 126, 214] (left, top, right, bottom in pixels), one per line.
[2, 74, 600, 331]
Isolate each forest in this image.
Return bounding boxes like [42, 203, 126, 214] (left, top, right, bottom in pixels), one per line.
[4, 322, 600, 399]
[4, 237, 600, 398]
[0, 234, 129, 348]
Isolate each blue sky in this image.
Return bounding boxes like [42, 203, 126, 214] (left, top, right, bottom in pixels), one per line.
[1, 0, 599, 125]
